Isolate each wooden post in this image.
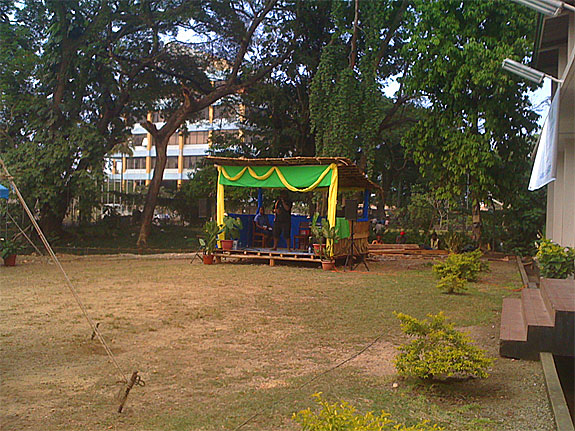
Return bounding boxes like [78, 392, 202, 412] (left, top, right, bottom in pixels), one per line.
[118, 371, 139, 413]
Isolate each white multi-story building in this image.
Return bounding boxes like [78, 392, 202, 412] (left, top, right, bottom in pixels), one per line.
[107, 102, 242, 191]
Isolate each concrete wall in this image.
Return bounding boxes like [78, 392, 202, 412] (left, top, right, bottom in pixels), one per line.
[545, 13, 575, 248]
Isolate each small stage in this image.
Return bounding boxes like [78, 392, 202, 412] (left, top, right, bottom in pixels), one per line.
[213, 247, 322, 266]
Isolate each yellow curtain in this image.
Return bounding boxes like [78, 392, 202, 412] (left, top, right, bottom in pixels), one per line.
[326, 164, 338, 252]
[216, 167, 225, 241]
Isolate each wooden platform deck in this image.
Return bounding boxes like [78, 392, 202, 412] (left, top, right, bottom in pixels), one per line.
[213, 248, 322, 266]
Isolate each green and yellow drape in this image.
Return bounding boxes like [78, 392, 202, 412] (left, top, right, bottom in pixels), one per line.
[216, 164, 339, 243]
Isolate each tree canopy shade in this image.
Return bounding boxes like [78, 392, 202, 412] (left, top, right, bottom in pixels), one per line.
[0, 0, 296, 245]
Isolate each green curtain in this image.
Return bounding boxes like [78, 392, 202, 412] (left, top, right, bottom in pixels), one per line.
[219, 165, 333, 189]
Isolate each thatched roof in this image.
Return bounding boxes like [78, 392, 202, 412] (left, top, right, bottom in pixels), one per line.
[206, 156, 382, 192]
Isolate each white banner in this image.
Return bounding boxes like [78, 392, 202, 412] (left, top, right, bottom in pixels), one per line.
[529, 88, 560, 191]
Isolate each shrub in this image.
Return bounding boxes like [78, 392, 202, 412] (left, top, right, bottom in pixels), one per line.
[442, 231, 470, 253]
[394, 312, 493, 380]
[433, 250, 487, 283]
[293, 393, 443, 431]
[436, 273, 467, 294]
[535, 239, 575, 279]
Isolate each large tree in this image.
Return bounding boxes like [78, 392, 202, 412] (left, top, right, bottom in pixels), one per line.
[135, 0, 298, 248]
[309, 0, 415, 176]
[402, 0, 539, 243]
[0, 0, 194, 234]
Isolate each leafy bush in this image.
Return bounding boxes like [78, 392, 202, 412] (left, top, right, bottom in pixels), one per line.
[394, 312, 493, 380]
[293, 393, 443, 431]
[432, 250, 487, 294]
[435, 273, 467, 294]
[441, 231, 471, 253]
[535, 239, 575, 279]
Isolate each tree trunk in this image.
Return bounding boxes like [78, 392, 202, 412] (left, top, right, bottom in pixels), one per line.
[137, 138, 168, 249]
[38, 190, 70, 236]
[471, 197, 482, 246]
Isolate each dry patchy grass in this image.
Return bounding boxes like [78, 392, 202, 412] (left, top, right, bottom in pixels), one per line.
[0, 256, 552, 430]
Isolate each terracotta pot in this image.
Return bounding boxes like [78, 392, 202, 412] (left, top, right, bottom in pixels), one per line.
[220, 239, 234, 250]
[3, 254, 16, 266]
[313, 243, 325, 255]
[203, 254, 214, 265]
[321, 260, 335, 271]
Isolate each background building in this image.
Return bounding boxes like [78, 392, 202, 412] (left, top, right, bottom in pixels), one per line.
[107, 99, 242, 192]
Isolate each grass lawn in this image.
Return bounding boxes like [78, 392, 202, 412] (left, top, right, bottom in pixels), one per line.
[0, 256, 553, 430]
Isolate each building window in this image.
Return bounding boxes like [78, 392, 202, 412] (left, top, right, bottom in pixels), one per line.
[183, 156, 204, 170]
[132, 134, 146, 146]
[213, 104, 234, 121]
[166, 156, 179, 169]
[151, 157, 179, 169]
[168, 133, 179, 146]
[127, 157, 146, 169]
[191, 107, 209, 121]
[185, 131, 209, 145]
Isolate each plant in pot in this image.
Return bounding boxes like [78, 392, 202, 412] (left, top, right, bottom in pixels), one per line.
[320, 223, 339, 271]
[1, 238, 24, 267]
[221, 215, 242, 250]
[200, 220, 223, 264]
[310, 213, 325, 256]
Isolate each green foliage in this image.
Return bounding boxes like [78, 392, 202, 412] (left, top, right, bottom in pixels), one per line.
[402, 0, 539, 243]
[321, 223, 340, 260]
[433, 250, 486, 283]
[200, 221, 223, 255]
[500, 186, 546, 256]
[310, 213, 322, 243]
[394, 312, 493, 380]
[309, 1, 418, 177]
[435, 273, 467, 294]
[0, 238, 24, 259]
[406, 191, 436, 231]
[293, 393, 443, 431]
[535, 239, 575, 279]
[222, 215, 242, 240]
[442, 231, 471, 254]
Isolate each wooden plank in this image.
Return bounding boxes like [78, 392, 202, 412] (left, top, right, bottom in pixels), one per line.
[516, 256, 530, 288]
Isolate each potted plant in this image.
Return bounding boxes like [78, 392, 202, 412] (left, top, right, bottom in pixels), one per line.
[200, 220, 223, 264]
[320, 223, 339, 271]
[310, 213, 325, 256]
[1, 238, 24, 267]
[221, 215, 242, 250]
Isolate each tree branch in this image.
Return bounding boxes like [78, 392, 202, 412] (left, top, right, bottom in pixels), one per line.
[229, 0, 279, 82]
[373, 0, 410, 70]
[349, 0, 360, 69]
